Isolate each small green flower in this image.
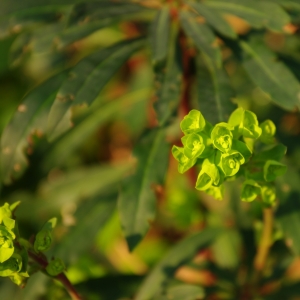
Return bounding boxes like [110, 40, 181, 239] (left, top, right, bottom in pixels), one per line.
[172, 146, 197, 174]
[180, 110, 206, 134]
[211, 123, 233, 153]
[241, 180, 261, 202]
[229, 108, 262, 139]
[231, 139, 252, 163]
[220, 150, 244, 177]
[195, 156, 220, 191]
[0, 226, 15, 263]
[206, 185, 224, 200]
[0, 253, 22, 277]
[261, 185, 276, 205]
[9, 271, 29, 287]
[263, 160, 287, 182]
[182, 133, 206, 159]
[34, 230, 52, 252]
[260, 120, 276, 144]
[46, 258, 65, 276]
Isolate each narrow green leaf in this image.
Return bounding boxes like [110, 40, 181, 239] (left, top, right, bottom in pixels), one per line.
[43, 88, 150, 170]
[187, 2, 236, 39]
[118, 128, 170, 251]
[205, 0, 290, 32]
[180, 10, 221, 66]
[47, 38, 145, 141]
[196, 54, 235, 124]
[154, 22, 182, 126]
[53, 192, 117, 263]
[150, 6, 171, 67]
[155, 284, 205, 300]
[135, 228, 220, 300]
[0, 73, 66, 184]
[240, 40, 300, 111]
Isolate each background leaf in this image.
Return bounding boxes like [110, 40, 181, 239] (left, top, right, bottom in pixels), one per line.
[118, 128, 170, 251]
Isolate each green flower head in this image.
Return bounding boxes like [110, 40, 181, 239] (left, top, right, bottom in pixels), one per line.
[195, 157, 220, 191]
[241, 180, 261, 202]
[260, 120, 276, 144]
[261, 185, 276, 206]
[206, 185, 224, 200]
[220, 150, 244, 177]
[229, 108, 262, 139]
[46, 258, 65, 276]
[0, 226, 15, 263]
[34, 229, 52, 252]
[263, 160, 287, 182]
[172, 146, 196, 174]
[0, 253, 22, 277]
[182, 133, 206, 159]
[211, 123, 233, 153]
[180, 110, 206, 134]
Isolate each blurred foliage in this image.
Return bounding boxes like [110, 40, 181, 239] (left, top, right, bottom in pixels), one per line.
[0, 0, 300, 299]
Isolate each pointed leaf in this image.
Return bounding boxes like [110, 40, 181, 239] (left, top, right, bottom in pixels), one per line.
[135, 228, 220, 300]
[241, 40, 300, 111]
[0, 73, 66, 184]
[47, 38, 145, 141]
[118, 129, 170, 251]
[155, 284, 205, 300]
[180, 10, 221, 66]
[196, 54, 235, 124]
[187, 2, 236, 39]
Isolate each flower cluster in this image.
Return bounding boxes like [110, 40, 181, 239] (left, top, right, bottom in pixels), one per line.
[172, 108, 287, 204]
[0, 202, 29, 286]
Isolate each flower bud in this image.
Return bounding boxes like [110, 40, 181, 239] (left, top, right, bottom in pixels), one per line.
[261, 185, 276, 205]
[172, 146, 197, 174]
[211, 123, 233, 153]
[34, 230, 52, 252]
[241, 180, 261, 202]
[196, 157, 220, 191]
[180, 110, 206, 134]
[263, 160, 287, 182]
[46, 258, 65, 276]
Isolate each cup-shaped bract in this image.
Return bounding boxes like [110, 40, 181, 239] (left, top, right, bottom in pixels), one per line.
[46, 257, 65, 276]
[263, 160, 287, 182]
[260, 120, 276, 144]
[0, 226, 15, 263]
[241, 180, 261, 202]
[172, 146, 196, 174]
[211, 123, 233, 153]
[180, 110, 206, 134]
[206, 185, 224, 200]
[195, 157, 220, 191]
[261, 185, 276, 205]
[34, 229, 52, 252]
[220, 150, 244, 177]
[182, 133, 205, 159]
[231, 139, 252, 163]
[0, 253, 22, 277]
[229, 108, 262, 139]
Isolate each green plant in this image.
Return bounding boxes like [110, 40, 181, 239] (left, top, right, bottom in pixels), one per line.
[0, 0, 300, 299]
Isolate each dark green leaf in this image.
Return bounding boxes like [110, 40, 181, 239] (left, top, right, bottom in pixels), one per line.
[205, 0, 290, 32]
[135, 228, 220, 300]
[118, 128, 170, 251]
[47, 38, 145, 141]
[196, 54, 235, 123]
[187, 2, 236, 39]
[241, 40, 300, 111]
[153, 23, 182, 126]
[180, 10, 221, 66]
[0, 73, 66, 184]
[150, 6, 171, 67]
[52, 192, 117, 264]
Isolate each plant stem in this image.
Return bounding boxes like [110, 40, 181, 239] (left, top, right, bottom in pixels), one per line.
[254, 207, 273, 272]
[24, 247, 83, 300]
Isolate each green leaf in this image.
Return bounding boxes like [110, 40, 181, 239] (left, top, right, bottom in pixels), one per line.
[187, 2, 236, 39]
[150, 6, 171, 67]
[205, 0, 290, 31]
[196, 54, 235, 124]
[53, 192, 117, 264]
[47, 38, 145, 141]
[34, 218, 57, 252]
[135, 228, 220, 300]
[253, 144, 287, 162]
[155, 284, 205, 300]
[180, 10, 221, 66]
[153, 22, 182, 126]
[43, 88, 150, 170]
[118, 129, 170, 251]
[0, 73, 66, 184]
[240, 40, 300, 111]
[172, 146, 197, 174]
[263, 160, 287, 182]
